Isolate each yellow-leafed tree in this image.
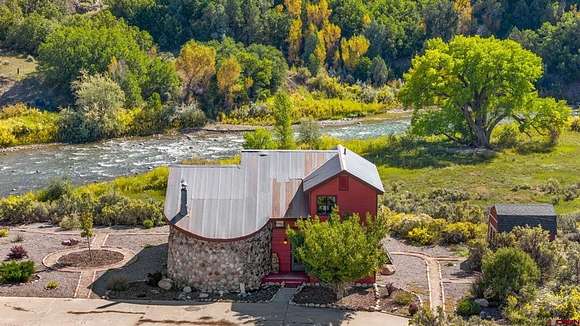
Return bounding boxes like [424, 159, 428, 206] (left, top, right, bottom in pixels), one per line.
[175, 40, 216, 104]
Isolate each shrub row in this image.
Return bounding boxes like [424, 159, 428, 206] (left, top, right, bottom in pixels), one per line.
[384, 210, 485, 246]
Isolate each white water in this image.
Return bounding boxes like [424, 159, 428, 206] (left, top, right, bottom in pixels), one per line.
[0, 119, 410, 196]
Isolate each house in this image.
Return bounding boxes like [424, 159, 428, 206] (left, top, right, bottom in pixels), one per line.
[163, 145, 384, 292]
[488, 204, 557, 241]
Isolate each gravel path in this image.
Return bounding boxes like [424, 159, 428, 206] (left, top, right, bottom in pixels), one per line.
[378, 255, 430, 306]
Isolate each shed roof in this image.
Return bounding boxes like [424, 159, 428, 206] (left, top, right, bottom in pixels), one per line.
[494, 204, 556, 217]
[164, 146, 383, 240]
[303, 145, 385, 193]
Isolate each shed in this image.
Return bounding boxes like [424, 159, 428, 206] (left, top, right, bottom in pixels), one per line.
[488, 204, 557, 240]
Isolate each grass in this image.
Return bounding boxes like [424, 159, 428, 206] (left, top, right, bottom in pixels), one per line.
[321, 131, 580, 215]
[0, 54, 37, 81]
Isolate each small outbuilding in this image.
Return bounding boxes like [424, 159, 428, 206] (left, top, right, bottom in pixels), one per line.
[488, 204, 557, 241]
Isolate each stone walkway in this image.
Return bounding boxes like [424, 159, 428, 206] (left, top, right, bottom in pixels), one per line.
[270, 287, 297, 304]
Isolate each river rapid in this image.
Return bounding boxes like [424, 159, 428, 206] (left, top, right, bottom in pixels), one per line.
[0, 119, 410, 196]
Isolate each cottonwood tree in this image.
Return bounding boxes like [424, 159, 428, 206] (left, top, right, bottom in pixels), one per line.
[175, 40, 216, 104]
[272, 91, 295, 149]
[399, 36, 571, 148]
[287, 210, 389, 299]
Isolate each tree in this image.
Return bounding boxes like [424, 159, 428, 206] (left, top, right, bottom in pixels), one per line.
[298, 118, 322, 149]
[423, 0, 459, 41]
[216, 56, 242, 109]
[243, 128, 277, 149]
[59, 74, 127, 143]
[80, 213, 94, 260]
[340, 35, 369, 72]
[272, 91, 295, 149]
[176, 40, 216, 104]
[370, 56, 389, 86]
[399, 36, 571, 148]
[287, 18, 302, 64]
[480, 247, 540, 303]
[37, 11, 177, 104]
[287, 210, 389, 299]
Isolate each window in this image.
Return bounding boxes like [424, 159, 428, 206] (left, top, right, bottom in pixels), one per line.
[338, 175, 349, 191]
[316, 196, 336, 216]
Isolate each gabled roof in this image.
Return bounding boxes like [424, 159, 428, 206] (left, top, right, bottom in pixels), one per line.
[494, 204, 556, 217]
[164, 146, 384, 240]
[303, 145, 384, 193]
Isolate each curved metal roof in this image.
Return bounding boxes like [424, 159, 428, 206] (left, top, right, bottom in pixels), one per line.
[164, 150, 336, 240]
[164, 146, 384, 240]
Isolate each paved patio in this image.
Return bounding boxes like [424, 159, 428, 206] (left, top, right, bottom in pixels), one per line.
[0, 296, 409, 326]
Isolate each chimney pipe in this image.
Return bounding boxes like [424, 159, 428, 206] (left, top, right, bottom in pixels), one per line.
[180, 180, 188, 216]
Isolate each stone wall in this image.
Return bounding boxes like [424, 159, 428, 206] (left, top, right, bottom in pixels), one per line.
[167, 224, 272, 293]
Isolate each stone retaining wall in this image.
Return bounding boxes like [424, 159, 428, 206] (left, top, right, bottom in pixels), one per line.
[167, 225, 272, 292]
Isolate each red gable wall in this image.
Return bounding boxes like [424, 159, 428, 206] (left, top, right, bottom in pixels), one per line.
[307, 172, 378, 218]
[270, 172, 380, 278]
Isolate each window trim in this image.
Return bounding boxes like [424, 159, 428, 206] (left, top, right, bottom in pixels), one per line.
[316, 195, 337, 216]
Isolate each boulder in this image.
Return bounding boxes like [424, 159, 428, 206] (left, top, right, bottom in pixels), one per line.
[182, 286, 192, 293]
[380, 264, 396, 275]
[158, 278, 173, 290]
[61, 239, 80, 246]
[474, 298, 489, 308]
[199, 293, 209, 298]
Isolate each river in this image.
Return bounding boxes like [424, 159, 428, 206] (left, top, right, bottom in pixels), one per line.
[0, 119, 410, 196]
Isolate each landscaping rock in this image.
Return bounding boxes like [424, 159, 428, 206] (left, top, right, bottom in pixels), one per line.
[158, 278, 173, 290]
[182, 286, 192, 293]
[61, 239, 79, 246]
[199, 293, 209, 298]
[474, 298, 489, 308]
[380, 264, 396, 275]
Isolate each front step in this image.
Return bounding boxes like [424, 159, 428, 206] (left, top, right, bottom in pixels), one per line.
[262, 272, 309, 287]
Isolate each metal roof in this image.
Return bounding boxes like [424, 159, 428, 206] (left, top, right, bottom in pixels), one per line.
[494, 204, 556, 217]
[303, 145, 385, 193]
[164, 149, 336, 240]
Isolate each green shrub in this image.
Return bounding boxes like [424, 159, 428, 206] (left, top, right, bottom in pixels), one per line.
[0, 104, 59, 148]
[143, 219, 154, 229]
[45, 280, 59, 290]
[243, 128, 277, 149]
[0, 194, 50, 225]
[441, 222, 481, 244]
[95, 195, 163, 226]
[39, 178, 73, 202]
[494, 124, 519, 148]
[175, 104, 207, 129]
[0, 260, 35, 284]
[570, 117, 580, 132]
[464, 239, 490, 272]
[480, 247, 540, 303]
[407, 227, 436, 245]
[456, 297, 481, 317]
[0, 228, 8, 237]
[59, 215, 81, 230]
[393, 291, 414, 306]
[297, 118, 322, 149]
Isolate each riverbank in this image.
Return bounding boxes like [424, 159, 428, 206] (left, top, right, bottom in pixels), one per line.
[0, 119, 411, 196]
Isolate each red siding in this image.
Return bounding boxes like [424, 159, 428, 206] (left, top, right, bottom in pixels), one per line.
[308, 172, 378, 218]
[269, 173, 380, 283]
[271, 219, 296, 273]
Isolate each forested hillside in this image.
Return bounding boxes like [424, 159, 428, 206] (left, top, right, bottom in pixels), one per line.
[0, 0, 578, 147]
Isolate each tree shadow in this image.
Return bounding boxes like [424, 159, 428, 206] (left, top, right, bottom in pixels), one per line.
[230, 301, 355, 325]
[92, 243, 168, 299]
[362, 136, 497, 169]
[0, 75, 69, 109]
